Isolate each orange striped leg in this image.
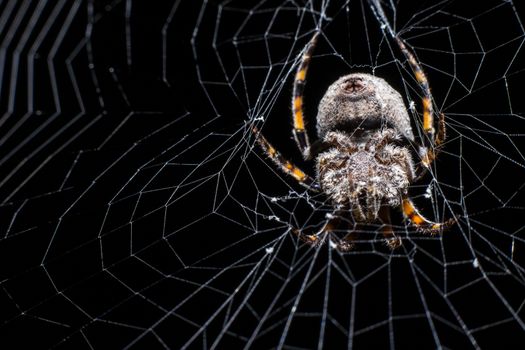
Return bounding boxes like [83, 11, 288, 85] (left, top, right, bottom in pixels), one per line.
[292, 32, 319, 159]
[396, 37, 450, 177]
[252, 126, 319, 191]
[396, 38, 448, 169]
[414, 113, 447, 180]
[435, 112, 446, 147]
[402, 197, 455, 234]
[395, 37, 435, 140]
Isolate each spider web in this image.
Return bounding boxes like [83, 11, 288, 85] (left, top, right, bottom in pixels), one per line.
[1, 0, 525, 348]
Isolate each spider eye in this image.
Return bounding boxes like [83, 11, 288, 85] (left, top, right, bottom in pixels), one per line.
[342, 77, 365, 93]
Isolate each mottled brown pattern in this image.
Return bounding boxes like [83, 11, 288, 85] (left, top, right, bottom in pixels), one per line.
[315, 74, 416, 221]
[317, 129, 415, 222]
[316, 73, 414, 141]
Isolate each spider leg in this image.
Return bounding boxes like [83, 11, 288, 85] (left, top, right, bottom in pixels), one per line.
[292, 209, 359, 252]
[292, 32, 319, 159]
[333, 224, 359, 253]
[378, 206, 402, 249]
[292, 210, 342, 248]
[435, 112, 447, 147]
[414, 113, 447, 180]
[395, 37, 449, 174]
[401, 197, 455, 234]
[252, 126, 320, 191]
[395, 37, 435, 145]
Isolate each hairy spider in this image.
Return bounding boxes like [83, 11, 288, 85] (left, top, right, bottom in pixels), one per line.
[252, 32, 455, 250]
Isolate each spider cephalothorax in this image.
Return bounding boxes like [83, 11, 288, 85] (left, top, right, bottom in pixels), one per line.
[318, 128, 414, 222]
[252, 32, 455, 251]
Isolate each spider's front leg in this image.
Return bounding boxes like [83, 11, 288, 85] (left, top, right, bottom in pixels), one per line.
[378, 206, 402, 249]
[292, 211, 340, 248]
[293, 209, 356, 252]
[401, 197, 456, 234]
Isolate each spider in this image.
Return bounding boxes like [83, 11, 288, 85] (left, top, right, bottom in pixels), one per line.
[252, 32, 455, 251]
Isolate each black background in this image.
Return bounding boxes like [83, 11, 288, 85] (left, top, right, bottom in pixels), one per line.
[1, 0, 525, 348]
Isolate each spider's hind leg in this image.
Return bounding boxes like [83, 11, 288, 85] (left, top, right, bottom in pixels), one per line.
[415, 113, 447, 180]
[292, 32, 319, 159]
[252, 126, 320, 191]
